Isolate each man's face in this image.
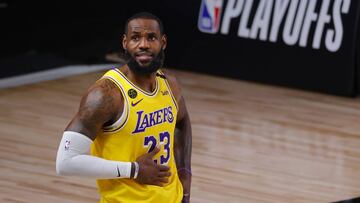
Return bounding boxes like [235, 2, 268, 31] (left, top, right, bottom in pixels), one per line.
[123, 18, 167, 75]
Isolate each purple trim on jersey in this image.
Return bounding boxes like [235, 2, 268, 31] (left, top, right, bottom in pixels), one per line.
[102, 76, 129, 132]
[163, 77, 179, 111]
[112, 68, 159, 96]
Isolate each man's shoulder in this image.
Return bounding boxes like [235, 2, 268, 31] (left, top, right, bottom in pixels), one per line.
[160, 69, 179, 86]
[159, 69, 182, 101]
[81, 78, 123, 109]
[87, 78, 119, 98]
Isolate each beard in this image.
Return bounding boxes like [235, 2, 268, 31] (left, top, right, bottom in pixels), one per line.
[125, 49, 165, 75]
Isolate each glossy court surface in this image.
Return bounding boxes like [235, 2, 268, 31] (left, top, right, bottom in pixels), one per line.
[0, 69, 359, 203]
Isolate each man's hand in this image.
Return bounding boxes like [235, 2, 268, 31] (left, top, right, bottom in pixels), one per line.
[178, 169, 191, 203]
[135, 147, 171, 186]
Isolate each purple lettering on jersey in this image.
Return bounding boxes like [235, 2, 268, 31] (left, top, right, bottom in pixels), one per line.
[163, 107, 168, 122]
[132, 106, 174, 134]
[141, 114, 149, 129]
[133, 110, 145, 133]
[167, 106, 174, 123]
[149, 112, 156, 126]
[156, 110, 162, 124]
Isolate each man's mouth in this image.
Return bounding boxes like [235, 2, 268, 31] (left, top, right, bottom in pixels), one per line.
[135, 52, 153, 63]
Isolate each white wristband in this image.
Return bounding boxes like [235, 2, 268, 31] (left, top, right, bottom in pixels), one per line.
[56, 131, 132, 179]
[133, 162, 139, 179]
[116, 162, 132, 178]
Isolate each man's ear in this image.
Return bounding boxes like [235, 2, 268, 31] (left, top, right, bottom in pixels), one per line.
[122, 34, 127, 50]
[161, 34, 167, 50]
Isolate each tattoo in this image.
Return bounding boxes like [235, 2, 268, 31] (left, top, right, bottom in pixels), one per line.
[66, 79, 123, 140]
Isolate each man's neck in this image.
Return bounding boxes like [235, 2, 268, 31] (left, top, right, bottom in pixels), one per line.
[122, 65, 158, 93]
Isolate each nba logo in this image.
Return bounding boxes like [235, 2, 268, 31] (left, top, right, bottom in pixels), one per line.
[198, 0, 223, 34]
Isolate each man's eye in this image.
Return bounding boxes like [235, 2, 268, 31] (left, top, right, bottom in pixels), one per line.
[132, 36, 139, 41]
[149, 36, 156, 41]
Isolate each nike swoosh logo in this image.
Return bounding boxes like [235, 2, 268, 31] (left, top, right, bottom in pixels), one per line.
[131, 98, 143, 107]
[117, 165, 121, 177]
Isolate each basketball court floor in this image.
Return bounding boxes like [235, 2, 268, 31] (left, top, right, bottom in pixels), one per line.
[0, 66, 359, 202]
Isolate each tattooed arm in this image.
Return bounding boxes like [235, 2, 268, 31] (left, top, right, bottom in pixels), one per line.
[56, 77, 171, 184]
[65, 78, 122, 140]
[55, 78, 134, 178]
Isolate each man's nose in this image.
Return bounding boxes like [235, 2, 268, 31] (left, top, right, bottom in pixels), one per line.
[139, 37, 149, 49]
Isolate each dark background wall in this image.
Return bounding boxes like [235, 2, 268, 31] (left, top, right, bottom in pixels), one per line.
[0, 0, 359, 97]
[357, 1, 360, 96]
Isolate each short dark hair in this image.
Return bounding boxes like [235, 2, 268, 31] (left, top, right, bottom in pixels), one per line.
[124, 12, 164, 35]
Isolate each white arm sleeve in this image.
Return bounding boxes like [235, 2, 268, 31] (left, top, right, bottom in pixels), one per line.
[56, 131, 132, 179]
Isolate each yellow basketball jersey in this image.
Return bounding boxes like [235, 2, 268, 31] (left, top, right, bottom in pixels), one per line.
[91, 68, 183, 203]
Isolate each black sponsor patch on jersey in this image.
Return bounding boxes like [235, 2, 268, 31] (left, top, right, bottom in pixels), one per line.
[128, 89, 137, 99]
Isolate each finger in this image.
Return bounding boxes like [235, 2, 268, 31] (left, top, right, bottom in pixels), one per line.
[158, 177, 169, 184]
[151, 181, 164, 187]
[148, 146, 161, 157]
[157, 164, 170, 171]
[158, 171, 171, 177]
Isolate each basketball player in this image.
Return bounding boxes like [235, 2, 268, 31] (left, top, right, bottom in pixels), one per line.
[56, 12, 192, 203]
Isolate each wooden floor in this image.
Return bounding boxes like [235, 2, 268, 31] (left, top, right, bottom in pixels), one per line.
[0, 69, 359, 203]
